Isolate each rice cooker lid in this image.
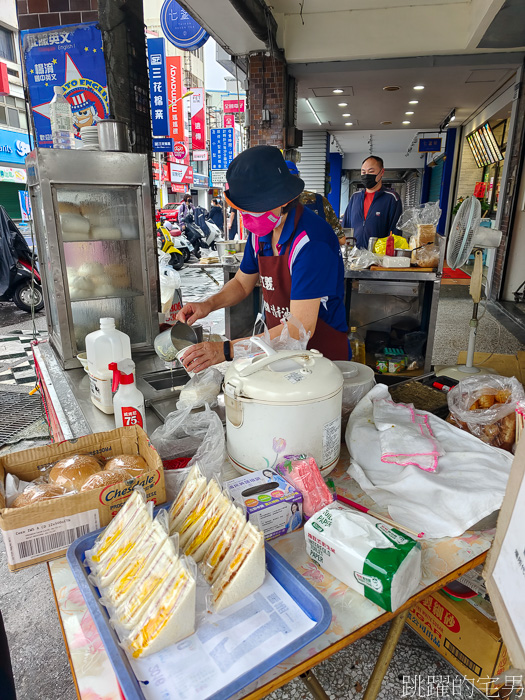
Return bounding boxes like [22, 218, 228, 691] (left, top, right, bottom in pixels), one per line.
[334, 360, 375, 386]
[224, 349, 343, 402]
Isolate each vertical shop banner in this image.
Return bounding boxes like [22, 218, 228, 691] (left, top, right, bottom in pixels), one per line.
[18, 191, 32, 221]
[147, 37, 169, 137]
[224, 113, 235, 128]
[21, 23, 109, 147]
[166, 56, 184, 141]
[190, 87, 206, 151]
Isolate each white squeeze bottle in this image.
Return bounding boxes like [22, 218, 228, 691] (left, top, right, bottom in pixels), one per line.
[49, 86, 75, 149]
[109, 359, 146, 431]
[85, 318, 132, 414]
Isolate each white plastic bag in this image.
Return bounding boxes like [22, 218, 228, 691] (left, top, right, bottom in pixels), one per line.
[158, 251, 181, 311]
[233, 314, 310, 359]
[177, 368, 223, 409]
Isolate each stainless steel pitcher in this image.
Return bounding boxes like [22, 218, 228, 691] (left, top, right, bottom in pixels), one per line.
[97, 120, 135, 152]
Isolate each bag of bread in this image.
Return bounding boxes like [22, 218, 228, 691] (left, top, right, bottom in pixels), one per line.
[447, 375, 525, 452]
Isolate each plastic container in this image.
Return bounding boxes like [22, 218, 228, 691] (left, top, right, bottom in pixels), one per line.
[49, 86, 75, 150]
[348, 326, 366, 364]
[109, 359, 146, 431]
[85, 318, 132, 414]
[385, 232, 395, 256]
[67, 528, 332, 700]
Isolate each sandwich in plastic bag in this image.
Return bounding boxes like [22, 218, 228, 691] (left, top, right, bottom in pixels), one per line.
[168, 463, 207, 533]
[304, 504, 421, 612]
[200, 506, 247, 585]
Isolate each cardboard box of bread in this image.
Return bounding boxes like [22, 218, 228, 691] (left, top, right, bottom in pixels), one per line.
[0, 426, 165, 572]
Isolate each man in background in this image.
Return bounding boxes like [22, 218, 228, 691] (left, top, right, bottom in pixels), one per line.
[208, 198, 224, 231]
[342, 155, 403, 249]
[285, 161, 346, 246]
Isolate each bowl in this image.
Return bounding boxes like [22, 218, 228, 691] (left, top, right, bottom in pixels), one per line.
[77, 352, 89, 372]
[394, 249, 412, 259]
[215, 240, 247, 259]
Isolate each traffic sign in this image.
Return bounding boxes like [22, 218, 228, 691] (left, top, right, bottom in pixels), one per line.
[210, 128, 234, 170]
[211, 169, 227, 186]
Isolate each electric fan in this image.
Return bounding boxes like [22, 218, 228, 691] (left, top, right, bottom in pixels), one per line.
[440, 196, 502, 381]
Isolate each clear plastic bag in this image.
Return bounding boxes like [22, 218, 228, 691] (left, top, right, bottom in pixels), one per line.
[447, 375, 525, 451]
[346, 246, 382, 270]
[233, 314, 310, 359]
[177, 368, 223, 409]
[412, 243, 440, 268]
[150, 406, 226, 495]
[397, 202, 441, 238]
[158, 252, 181, 312]
[275, 454, 334, 518]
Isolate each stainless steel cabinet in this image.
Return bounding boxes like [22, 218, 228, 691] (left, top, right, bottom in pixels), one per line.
[27, 149, 158, 369]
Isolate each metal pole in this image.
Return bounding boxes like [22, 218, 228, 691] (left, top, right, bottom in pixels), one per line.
[362, 609, 410, 700]
[300, 670, 330, 700]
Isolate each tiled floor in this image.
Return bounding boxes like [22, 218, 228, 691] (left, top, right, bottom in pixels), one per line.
[0, 330, 45, 387]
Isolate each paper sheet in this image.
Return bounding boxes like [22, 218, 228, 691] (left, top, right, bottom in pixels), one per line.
[130, 572, 316, 699]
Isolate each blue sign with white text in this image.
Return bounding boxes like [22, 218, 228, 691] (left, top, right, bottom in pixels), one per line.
[0, 129, 31, 165]
[147, 37, 170, 137]
[419, 138, 442, 153]
[153, 137, 174, 152]
[210, 128, 234, 170]
[21, 23, 109, 148]
[160, 0, 209, 51]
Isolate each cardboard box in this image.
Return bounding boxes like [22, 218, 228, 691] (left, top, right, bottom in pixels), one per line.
[225, 468, 303, 540]
[0, 426, 165, 571]
[407, 590, 509, 695]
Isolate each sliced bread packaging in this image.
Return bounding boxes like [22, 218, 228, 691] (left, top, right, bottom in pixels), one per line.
[304, 504, 421, 612]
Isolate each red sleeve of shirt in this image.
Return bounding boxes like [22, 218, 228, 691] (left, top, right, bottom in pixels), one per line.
[363, 191, 375, 219]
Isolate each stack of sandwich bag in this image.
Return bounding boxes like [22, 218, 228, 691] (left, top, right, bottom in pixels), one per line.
[84, 468, 265, 658]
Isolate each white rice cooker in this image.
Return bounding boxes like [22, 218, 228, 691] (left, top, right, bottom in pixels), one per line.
[224, 343, 344, 476]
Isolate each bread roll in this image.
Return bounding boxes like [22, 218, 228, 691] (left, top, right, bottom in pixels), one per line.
[49, 454, 102, 491]
[80, 469, 131, 491]
[91, 226, 121, 240]
[469, 400, 480, 411]
[58, 202, 81, 215]
[78, 262, 104, 277]
[105, 454, 148, 478]
[478, 394, 495, 409]
[12, 483, 67, 508]
[60, 213, 90, 237]
[495, 389, 511, 404]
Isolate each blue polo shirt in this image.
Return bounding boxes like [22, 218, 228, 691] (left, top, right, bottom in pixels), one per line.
[240, 205, 348, 333]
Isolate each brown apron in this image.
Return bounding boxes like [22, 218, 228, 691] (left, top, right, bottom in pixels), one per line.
[257, 205, 349, 361]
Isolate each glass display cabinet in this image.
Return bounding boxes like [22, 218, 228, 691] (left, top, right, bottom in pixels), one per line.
[26, 149, 159, 369]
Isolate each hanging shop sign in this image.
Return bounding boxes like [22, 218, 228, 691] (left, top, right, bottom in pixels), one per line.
[171, 183, 187, 193]
[147, 37, 169, 137]
[223, 99, 245, 113]
[223, 113, 235, 128]
[170, 163, 193, 184]
[192, 150, 208, 161]
[160, 0, 210, 51]
[210, 128, 234, 170]
[0, 129, 31, 165]
[418, 138, 442, 153]
[173, 141, 188, 160]
[193, 172, 208, 188]
[0, 166, 27, 183]
[166, 55, 184, 142]
[21, 22, 109, 148]
[190, 87, 206, 151]
[18, 191, 32, 221]
[152, 137, 174, 152]
[210, 169, 227, 186]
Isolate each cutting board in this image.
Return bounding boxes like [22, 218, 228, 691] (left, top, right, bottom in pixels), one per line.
[369, 265, 437, 272]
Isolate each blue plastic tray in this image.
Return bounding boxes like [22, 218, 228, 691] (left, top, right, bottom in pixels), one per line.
[67, 529, 332, 700]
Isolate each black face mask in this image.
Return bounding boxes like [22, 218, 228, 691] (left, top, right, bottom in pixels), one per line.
[361, 173, 379, 189]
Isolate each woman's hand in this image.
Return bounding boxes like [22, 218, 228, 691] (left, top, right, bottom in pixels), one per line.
[176, 300, 212, 325]
[181, 341, 228, 373]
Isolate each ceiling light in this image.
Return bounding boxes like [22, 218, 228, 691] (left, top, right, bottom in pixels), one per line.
[332, 88, 344, 94]
[338, 102, 348, 107]
[383, 86, 400, 91]
[345, 122, 353, 126]
[405, 111, 414, 115]
[413, 85, 425, 90]
[409, 100, 419, 104]
[402, 120, 411, 124]
[305, 98, 322, 125]
[342, 113, 351, 117]
[380, 120, 392, 125]
[439, 108, 456, 131]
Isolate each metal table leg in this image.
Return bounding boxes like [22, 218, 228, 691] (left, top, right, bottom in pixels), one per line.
[362, 609, 410, 700]
[300, 670, 330, 699]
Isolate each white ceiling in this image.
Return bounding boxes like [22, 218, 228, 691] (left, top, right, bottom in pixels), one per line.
[294, 60, 518, 132]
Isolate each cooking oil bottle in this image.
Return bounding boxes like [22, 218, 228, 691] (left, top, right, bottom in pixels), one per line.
[348, 326, 366, 364]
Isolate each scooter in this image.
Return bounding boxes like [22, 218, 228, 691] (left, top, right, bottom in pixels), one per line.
[183, 214, 217, 258]
[156, 221, 185, 271]
[0, 207, 44, 313]
[168, 223, 194, 263]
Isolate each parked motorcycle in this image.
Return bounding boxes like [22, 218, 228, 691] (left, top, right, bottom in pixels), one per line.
[183, 213, 218, 258]
[167, 223, 194, 263]
[0, 207, 44, 313]
[156, 221, 185, 271]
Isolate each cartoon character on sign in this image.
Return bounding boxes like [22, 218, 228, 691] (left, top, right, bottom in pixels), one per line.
[69, 91, 99, 133]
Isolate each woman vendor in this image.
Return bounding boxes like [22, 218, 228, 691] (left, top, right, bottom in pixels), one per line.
[176, 145, 349, 372]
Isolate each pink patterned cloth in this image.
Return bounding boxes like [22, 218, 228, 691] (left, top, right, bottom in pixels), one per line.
[276, 455, 334, 518]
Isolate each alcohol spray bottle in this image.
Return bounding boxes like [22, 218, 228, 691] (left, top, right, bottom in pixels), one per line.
[109, 359, 146, 431]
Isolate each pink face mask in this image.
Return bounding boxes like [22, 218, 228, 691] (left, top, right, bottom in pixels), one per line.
[241, 210, 282, 238]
